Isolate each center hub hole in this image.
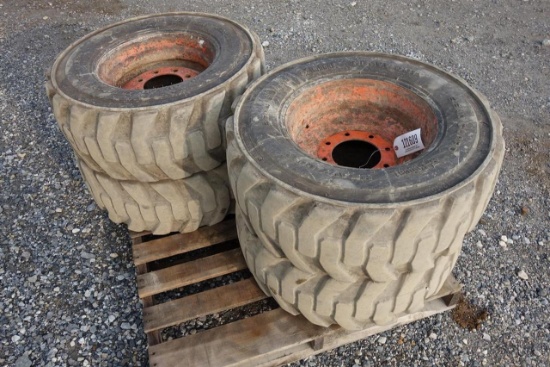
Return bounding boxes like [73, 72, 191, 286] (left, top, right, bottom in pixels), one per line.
[331, 140, 381, 169]
[144, 74, 184, 89]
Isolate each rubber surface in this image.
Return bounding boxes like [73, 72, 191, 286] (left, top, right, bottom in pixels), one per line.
[237, 209, 444, 330]
[233, 53, 499, 203]
[47, 13, 264, 182]
[78, 159, 231, 235]
[228, 53, 504, 283]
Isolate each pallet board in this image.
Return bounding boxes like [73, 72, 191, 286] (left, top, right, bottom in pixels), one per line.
[130, 217, 462, 367]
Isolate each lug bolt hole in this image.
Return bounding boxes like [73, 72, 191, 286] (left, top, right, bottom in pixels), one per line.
[369, 135, 374, 139]
[344, 132, 350, 136]
[385, 147, 391, 151]
[383, 164, 389, 168]
[322, 158, 327, 161]
[325, 142, 331, 145]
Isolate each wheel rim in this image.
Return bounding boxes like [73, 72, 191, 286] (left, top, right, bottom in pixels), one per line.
[285, 78, 438, 169]
[122, 66, 201, 90]
[97, 32, 214, 89]
[317, 130, 396, 169]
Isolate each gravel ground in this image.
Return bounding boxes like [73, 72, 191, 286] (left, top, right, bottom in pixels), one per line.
[1, 0, 549, 366]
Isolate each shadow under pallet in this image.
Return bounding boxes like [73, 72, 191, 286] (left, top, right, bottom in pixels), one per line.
[130, 217, 462, 367]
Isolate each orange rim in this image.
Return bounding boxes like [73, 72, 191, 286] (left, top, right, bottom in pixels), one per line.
[97, 33, 215, 89]
[286, 78, 438, 169]
[317, 130, 396, 169]
[122, 66, 200, 90]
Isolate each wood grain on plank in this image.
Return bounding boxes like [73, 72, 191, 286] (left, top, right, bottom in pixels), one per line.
[130, 230, 151, 239]
[137, 263, 162, 346]
[133, 219, 237, 265]
[148, 308, 323, 367]
[134, 236, 162, 346]
[147, 275, 461, 367]
[149, 297, 455, 367]
[143, 278, 267, 333]
[257, 297, 457, 367]
[137, 248, 247, 298]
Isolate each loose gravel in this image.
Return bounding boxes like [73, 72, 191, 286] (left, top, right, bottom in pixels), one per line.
[1, 0, 549, 366]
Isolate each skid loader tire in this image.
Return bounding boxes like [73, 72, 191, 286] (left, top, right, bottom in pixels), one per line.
[227, 52, 504, 284]
[47, 13, 264, 182]
[78, 159, 231, 235]
[237, 208, 444, 330]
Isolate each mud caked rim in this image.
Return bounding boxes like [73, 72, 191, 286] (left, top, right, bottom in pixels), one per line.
[48, 12, 263, 111]
[232, 51, 504, 207]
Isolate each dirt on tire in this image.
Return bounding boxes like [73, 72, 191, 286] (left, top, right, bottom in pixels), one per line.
[79, 159, 231, 234]
[228, 53, 504, 282]
[47, 13, 264, 182]
[238, 208, 445, 330]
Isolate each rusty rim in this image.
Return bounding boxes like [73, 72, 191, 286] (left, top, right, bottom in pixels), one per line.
[97, 32, 215, 89]
[286, 78, 438, 169]
[317, 130, 396, 169]
[122, 66, 200, 90]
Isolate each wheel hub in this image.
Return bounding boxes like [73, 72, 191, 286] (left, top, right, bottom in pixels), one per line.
[122, 66, 200, 90]
[317, 130, 396, 169]
[285, 78, 439, 169]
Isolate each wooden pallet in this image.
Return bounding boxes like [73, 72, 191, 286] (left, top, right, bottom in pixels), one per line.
[130, 217, 462, 367]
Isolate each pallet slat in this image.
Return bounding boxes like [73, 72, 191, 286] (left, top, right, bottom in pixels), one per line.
[131, 218, 463, 367]
[137, 248, 247, 298]
[134, 236, 162, 346]
[143, 278, 267, 333]
[257, 296, 457, 367]
[149, 308, 317, 367]
[149, 294, 456, 367]
[133, 220, 237, 265]
[130, 230, 151, 239]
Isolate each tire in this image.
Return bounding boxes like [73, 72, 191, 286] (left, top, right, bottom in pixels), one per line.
[78, 159, 231, 235]
[47, 13, 264, 182]
[237, 208, 438, 330]
[227, 52, 504, 284]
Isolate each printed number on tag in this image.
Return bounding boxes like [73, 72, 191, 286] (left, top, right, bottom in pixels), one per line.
[393, 128, 425, 158]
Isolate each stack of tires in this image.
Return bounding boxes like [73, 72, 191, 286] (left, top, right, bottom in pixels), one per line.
[47, 14, 504, 331]
[46, 13, 264, 234]
[228, 53, 504, 330]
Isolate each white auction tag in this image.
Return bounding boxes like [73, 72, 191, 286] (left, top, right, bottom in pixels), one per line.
[393, 128, 425, 158]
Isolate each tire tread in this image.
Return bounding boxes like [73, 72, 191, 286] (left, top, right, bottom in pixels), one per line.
[49, 45, 264, 181]
[78, 160, 230, 234]
[226, 108, 504, 286]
